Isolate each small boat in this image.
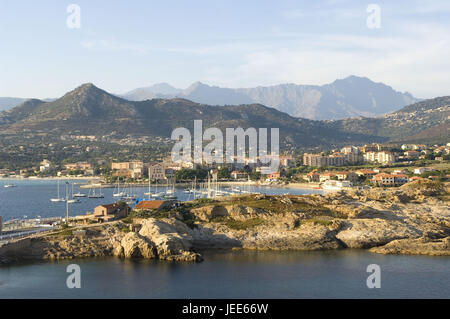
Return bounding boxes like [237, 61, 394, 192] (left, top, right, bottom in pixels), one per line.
[163, 180, 177, 199]
[113, 181, 126, 197]
[113, 191, 127, 197]
[151, 192, 163, 198]
[163, 194, 177, 200]
[50, 181, 65, 202]
[3, 184, 17, 188]
[88, 186, 104, 198]
[73, 192, 86, 197]
[68, 183, 81, 203]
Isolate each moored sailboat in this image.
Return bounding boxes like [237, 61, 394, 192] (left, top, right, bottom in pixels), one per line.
[50, 180, 65, 202]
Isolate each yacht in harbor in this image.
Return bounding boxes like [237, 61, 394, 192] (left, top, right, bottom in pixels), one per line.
[67, 183, 81, 203]
[88, 186, 104, 198]
[113, 180, 126, 197]
[50, 180, 65, 202]
[73, 191, 86, 198]
[162, 180, 177, 199]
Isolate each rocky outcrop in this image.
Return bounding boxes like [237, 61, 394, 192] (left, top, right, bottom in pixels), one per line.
[335, 219, 422, 248]
[0, 226, 117, 264]
[1, 183, 449, 265]
[113, 219, 202, 262]
[190, 205, 228, 222]
[370, 236, 450, 256]
[115, 232, 155, 259]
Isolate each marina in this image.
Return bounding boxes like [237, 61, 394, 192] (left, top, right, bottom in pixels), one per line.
[0, 178, 323, 224]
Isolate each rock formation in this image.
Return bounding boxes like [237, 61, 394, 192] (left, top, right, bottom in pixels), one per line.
[1, 180, 448, 265]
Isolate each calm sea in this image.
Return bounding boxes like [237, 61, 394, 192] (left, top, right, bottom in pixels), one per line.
[0, 179, 448, 299]
[0, 250, 449, 298]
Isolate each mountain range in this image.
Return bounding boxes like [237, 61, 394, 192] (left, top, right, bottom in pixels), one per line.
[121, 76, 420, 120]
[0, 83, 382, 148]
[0, 83, 447, 149]
[1, 76, 420, 121]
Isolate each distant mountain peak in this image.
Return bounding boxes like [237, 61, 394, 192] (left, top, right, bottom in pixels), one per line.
[183, 81, 209, 93]
[71, 82, 103, 94]
[121, 76, 420, 120]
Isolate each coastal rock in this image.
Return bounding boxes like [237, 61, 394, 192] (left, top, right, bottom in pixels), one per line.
[1, 184, 449, 266]
[190, 205, 228, 222]
[370, 236, 450, 256]
[335, 219, 422, 248]
[138, 218, 201, 262]
[118, 232, 156, 259]
[238, 223, 343, 251]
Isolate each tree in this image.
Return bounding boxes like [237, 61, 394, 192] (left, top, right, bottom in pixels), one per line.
[217, 167, 231, 179]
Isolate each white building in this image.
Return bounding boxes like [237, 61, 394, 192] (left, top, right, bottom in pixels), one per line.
[363, 151, 395, 164]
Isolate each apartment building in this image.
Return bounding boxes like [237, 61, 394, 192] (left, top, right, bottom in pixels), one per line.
[303, 153, 360, 167]
[111, 161, 144, 179]
[64, 162, 93, 171]
[148, 163, 167, 180]
[363, 151, 395, 164]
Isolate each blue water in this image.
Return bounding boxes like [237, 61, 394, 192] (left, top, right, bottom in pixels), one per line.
[0, 179, 322, 221]
[0, 250, 448, 298]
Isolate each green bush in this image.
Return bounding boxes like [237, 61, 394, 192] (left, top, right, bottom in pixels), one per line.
[211, 217, 264, 230]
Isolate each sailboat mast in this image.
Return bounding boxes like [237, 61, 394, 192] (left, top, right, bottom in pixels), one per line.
[65, 182, 69, 224]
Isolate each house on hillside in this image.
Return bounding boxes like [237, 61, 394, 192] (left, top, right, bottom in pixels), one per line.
[372, 173, 408, 186]
[73, 202, 129, 224]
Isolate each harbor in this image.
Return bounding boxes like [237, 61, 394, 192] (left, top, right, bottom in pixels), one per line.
[0, 178, 323, 223]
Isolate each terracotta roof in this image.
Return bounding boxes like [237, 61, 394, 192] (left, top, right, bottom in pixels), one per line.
[134, 200, 167, 210]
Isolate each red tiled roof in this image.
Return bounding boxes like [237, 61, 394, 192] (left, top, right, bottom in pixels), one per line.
[320, 173, 335, 176]
[134, 200, 166, 210]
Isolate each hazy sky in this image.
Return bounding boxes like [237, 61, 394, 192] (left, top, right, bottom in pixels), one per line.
[1, 0, 449, 98]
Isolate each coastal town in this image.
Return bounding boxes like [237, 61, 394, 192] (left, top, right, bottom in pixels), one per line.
[1, 141, 448, 244]
[1, 142, 448, 187]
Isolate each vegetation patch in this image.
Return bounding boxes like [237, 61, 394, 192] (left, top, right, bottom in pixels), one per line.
[210, 216, 264, 230]
[115, 223, 130, 233]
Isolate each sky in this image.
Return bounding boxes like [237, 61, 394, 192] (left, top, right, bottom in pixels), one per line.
[0, 0, 449, 99]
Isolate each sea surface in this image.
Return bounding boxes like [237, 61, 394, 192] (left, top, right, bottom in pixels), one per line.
[0, 179, 448, 299]
[0, 250, 449, 298]
[0, 178, 322, 221]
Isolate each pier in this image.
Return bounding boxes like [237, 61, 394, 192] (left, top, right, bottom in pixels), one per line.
[0, 217, 61, 242]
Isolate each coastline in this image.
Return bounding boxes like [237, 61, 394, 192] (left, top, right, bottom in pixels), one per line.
[1, 180, 448, 266]
[0, 176, 100, 181]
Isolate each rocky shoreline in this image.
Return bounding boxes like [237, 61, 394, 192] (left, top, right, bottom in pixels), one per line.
[1, 180, 448, 265]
